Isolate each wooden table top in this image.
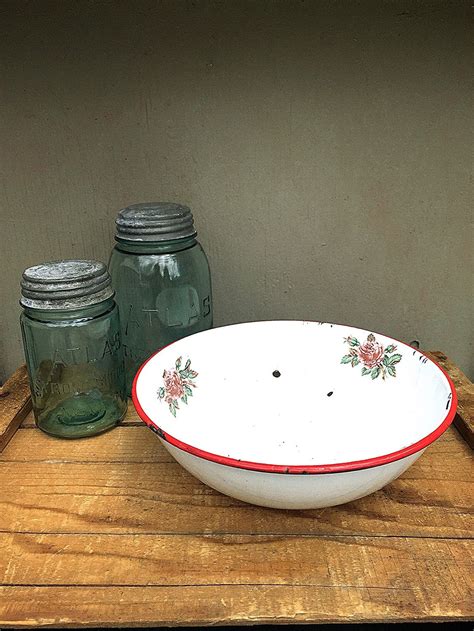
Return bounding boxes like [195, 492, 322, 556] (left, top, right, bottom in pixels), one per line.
[0, 354, 472, 627]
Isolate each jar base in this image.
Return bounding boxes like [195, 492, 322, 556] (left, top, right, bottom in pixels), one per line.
[36, 394, 127, 438]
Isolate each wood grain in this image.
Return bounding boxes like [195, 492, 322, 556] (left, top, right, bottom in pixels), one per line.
[1, 582, 471, 627]
[426, 351, 474, 448]
[0, 366, 32, 453]
[1, 422, 464, 463]
[1, 426, 174, 463]
[0, 532, 472, 589]
[0, 429, 472, 538]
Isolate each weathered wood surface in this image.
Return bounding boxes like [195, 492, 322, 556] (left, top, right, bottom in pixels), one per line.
[0, 365, 31, 453]
[0, 354, 472, 627]
[1, 583, 470, 628]
[0, 535, 472, 626]
[0, 428, 472, 539]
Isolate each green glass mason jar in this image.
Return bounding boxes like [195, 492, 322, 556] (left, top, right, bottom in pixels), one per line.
[20, 260, 127, 438]
[109, 202, 213, 394]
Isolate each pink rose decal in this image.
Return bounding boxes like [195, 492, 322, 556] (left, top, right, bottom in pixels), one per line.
[163, 370, 184, 403]
[341, 333, 402, 380]
[158, 356, 198, 416]
[357, 335, 384, 369]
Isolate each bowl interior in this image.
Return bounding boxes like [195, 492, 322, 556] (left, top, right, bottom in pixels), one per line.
[133, 321, 455, 469]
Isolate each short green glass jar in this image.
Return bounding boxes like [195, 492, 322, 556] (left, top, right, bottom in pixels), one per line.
[109, 202, 213, 394]
[20, 260, 127, 438]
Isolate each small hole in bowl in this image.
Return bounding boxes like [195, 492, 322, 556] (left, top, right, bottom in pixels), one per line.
[327, 391, 333, 397]
[272, 370, 281, 378]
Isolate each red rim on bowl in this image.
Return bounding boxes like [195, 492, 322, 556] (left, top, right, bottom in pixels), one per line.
[131, 324, 458, 475]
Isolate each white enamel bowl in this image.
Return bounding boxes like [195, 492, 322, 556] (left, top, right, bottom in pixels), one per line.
[133, 321, 456, 509]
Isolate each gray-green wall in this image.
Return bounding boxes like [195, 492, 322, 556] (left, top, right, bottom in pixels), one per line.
[1, 0, 472, 381]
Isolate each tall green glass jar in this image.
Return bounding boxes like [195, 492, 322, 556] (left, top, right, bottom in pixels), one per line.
[20, 260, 127, 438]
[109, 202, 213, 394]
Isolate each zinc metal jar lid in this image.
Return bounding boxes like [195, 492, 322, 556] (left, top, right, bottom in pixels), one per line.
[115, 202, 196, 242]
[20, 260, 114, 310]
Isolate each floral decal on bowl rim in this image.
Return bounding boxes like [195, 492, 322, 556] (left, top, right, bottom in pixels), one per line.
[157, 357, 198, 417]
[341, 333, 402, 380]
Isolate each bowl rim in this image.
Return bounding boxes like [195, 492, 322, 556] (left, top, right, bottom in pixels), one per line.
[132, 320, 458, 475]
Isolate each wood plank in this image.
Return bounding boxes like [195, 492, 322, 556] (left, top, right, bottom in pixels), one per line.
[0, 366, 32, 453]
[426, 351, 474, 448]
[0, 533, 472, 590]
[1, 582, 472, 627]
[0, 426, 173, 463]
[0, 434, 472, 538]
[1, 422, 464, 464]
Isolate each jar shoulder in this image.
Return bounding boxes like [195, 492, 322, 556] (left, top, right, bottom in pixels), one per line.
[109, 242, 211, 278]
[20, 302, 120, 330]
